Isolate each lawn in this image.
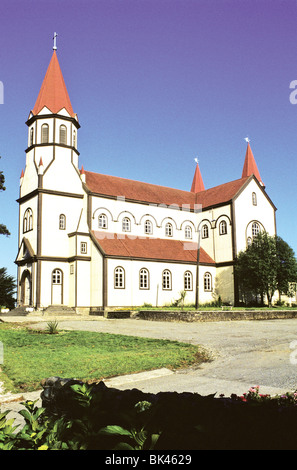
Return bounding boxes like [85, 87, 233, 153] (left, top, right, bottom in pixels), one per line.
[0, 323, 209, 393]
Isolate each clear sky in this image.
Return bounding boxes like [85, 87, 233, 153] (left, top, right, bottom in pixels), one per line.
[0, 0, 297, 279]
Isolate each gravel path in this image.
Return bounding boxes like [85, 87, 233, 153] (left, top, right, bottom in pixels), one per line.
[2, 315, 297, 422]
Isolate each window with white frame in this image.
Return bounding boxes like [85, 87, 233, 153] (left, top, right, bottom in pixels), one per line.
[59, 214, 66, 230]
[162, 269, 172, 290]
[252, 222, 260, 238]
[59, 125, 67, 145]
[41, 124, 49, 144]
[98, 214, 108, 229]
[204, 272, 212, 291]
[80, 242, 87, 254]
[252, 192, 257, 206]
[144, 220, 153, 235]
[184, 271, 193, 291]
[122, 217, 131, 232]
[165, 222, 173, 237]
[52, 268, 62, 285]
[139, 268, 149, 289]
[114, 266, 125, 288]
[73, 129, 76, 148]
[30, 127, 34, 146]
[185, 225, 192, 239]
[219, 220, 227, 235]
[202, 224, 209, 239]
[23, 208, 33, 233]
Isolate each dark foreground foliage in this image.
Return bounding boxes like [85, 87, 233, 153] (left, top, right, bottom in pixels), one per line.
[1, 378, 297, 450]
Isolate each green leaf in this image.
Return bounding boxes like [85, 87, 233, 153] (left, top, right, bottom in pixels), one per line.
[98, 425, 133, 437]
[113, 442, 135, 450]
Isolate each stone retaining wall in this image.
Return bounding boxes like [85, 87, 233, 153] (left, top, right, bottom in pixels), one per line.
[134, 309, 297, 322]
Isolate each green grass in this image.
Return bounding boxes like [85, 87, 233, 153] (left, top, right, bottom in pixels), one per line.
[0, 323, 209, 394]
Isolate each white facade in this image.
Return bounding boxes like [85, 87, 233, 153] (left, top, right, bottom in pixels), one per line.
[15, 51, 277, 312]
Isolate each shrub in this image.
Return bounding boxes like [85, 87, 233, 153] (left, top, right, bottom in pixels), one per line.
[2, 379, 297, 450]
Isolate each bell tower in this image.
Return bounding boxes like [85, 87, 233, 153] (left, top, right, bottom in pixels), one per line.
[16, 37, 85, 310]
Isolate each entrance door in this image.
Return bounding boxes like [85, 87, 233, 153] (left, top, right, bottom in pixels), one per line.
[21, 270, 31, 306]
[51, 269, 63, 305]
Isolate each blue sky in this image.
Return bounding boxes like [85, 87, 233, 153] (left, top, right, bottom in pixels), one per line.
[1, 0, 297, 278]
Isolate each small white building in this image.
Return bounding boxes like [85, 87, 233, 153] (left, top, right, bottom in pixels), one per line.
[15, 50, 277, 312]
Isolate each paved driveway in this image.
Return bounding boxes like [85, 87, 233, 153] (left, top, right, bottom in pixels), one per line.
[50, 317, 297, 397]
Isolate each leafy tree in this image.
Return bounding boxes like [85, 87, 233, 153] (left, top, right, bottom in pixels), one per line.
[236, 231, 278, 307]
[275, 236, 297, 301]
[0, 267, 16, 309]
[0, 159, 10, 236]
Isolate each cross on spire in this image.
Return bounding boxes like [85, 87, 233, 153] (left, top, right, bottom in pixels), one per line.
[53, 32, 58, 51]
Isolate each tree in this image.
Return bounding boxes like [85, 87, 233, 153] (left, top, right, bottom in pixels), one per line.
[0, 268, 16, 309]
[275, 236, 297, 301]
[235, 231, 278, 307]
[0, 159, 10, 236]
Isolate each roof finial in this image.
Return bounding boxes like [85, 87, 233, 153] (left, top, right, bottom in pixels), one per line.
[244, 136, 251, 143]
[194, 157, 199, 164]
[53, 32, 58, 51]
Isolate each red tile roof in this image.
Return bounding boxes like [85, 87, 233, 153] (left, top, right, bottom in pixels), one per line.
[85, 170, 250, 209]
[195, 176, 250, 208]
[32, 51, 75, 117]
[92, 232, 215, 265]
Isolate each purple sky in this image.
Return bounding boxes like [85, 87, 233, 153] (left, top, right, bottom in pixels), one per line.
[1, 0, 297, 279]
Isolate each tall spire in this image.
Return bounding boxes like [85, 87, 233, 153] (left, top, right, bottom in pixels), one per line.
[32, 47, 75, 118]
[191, 159, 205, 193]
[242, 140, 264, 186]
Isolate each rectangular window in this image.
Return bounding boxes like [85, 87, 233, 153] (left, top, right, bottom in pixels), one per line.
[80, 242, 87, 254]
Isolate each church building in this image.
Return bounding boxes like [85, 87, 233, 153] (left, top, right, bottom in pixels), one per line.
[15, 47, 277, 313]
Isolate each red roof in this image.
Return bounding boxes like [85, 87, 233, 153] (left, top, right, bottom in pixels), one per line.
[85, 170, 250, 209]
[93, 232, 215, 265]
[85, 170, 198, 208]
[195, 176, 250, 208]
[191, 163, 205, 193]
[32, 51, 75, 117]
[242, 143, 263, 185]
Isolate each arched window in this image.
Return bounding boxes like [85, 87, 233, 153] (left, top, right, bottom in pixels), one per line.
[30, 127, 34, 146]
[185, 225, 192, 239]
[204, 272, 212, 292]
[41, 124, 49, 144]
[23, 208, 33, 233]
[162, 269, 172, 290]
[122, 217, 131, 232]
[165, 222, 173, 237]
[98, 214, 108, 229]
[184, 271, 193, 291]
[114, 267, 125, 289]
[59, 125, 67, 145]
[52, 269, 62, 285]
[202, 224, 209, 239]
[252, 192, 257, 206]
[144, 220, 153, 235]
[72, 129, 76, 148]
[219, 220, 227, 235]
[139, 268, 149, 289]
[59, 214, 66, 230]
[252, 222, 260, 238]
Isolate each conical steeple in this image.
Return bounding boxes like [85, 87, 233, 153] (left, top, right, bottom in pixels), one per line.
[32, 50, 75, 118]
[191, 161, 205, 193]
[242, 142, 264, 186]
